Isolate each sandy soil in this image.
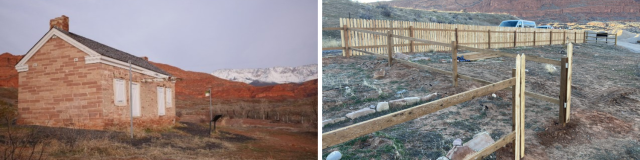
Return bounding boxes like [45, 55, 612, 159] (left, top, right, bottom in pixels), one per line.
[322, 43, 640, 159]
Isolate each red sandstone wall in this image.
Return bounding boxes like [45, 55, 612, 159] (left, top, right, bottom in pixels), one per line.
[17, 36, 176, 130]
[17, 37, 105, 129]
[99, 64, 176, 129]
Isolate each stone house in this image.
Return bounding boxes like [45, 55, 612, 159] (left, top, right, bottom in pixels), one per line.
[14, 15, 176, 130]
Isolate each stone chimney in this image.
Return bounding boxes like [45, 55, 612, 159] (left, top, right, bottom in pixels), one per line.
[50, 15, 69, 31]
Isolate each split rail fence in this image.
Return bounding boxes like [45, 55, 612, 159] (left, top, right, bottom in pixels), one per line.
[322, 22, 575, 159]
[322, 18, 586, 57]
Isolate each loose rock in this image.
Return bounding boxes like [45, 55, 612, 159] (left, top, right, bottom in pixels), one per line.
[463, 132, 496, 152]
[376, 102, 389, 112]
[403, 97, 420, 105]
[326, 151, 342, 160]
[346, 108, 376, 119]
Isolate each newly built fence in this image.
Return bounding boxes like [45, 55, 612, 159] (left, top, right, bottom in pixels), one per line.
[323, 18, 586, 56]
[322, 24, 576, 159]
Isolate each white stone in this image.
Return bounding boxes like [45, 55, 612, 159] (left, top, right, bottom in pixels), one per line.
[388, 99, 406, 108]
[436, 157, 450, 160]
[326, 151, 342, 160]
[322, 117, 347, 127]
[404, 97, 420, 105]
[376, 102, 389, 112]
[453, 138, 462, 146]
[420, 93, 438, 102]
[463, 132, 496, 152]
[346, 108, 376, 119]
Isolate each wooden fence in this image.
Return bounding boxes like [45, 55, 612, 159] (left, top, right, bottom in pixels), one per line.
[322, 27, 576, 159]
[585, 32, 618, 45]
[323, 18, 586, 56]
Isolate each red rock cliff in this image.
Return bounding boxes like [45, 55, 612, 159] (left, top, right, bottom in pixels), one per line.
[0, 53, 22, 88]
[385, 0, 640, 22]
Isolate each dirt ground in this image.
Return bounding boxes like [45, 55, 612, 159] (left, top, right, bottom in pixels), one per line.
[322, 43, 640, 159]
[1, 120, 317, 160]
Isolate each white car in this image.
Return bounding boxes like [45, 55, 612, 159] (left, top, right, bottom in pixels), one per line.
[499, 20, 536, 28]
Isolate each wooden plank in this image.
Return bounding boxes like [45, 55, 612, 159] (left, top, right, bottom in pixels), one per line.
[559, 57, 568, 126]
[519, 54, 526, 157]
[458, 52, 500, 60]
[488, 29, 491, 49]
[463, 131, 516, 160]
[533, 31, 536, 46]
[452, 41, 458, 87]
[566, 43, 573, 123]
[388, 31, 393, 67]
[322, 77, 516, 149]
[410, 26, 414, 53]
[457, 45, 562, 66]
[514, 54, 521, 160]
[525, 91, 560, 104]
[322, 47, 346, 50]
[513, 30, 517, 47]
[344, 25, 351, 57]
[512, 68, 516, 131]
[550, 31, 553, 45]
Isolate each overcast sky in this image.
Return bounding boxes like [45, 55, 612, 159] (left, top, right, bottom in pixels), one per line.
[0, 0, 318, 72]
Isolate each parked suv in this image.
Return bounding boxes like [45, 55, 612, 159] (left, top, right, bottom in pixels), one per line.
[499, 20, 536, 28]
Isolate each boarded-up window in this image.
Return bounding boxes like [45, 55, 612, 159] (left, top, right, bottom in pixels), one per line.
[114, 79, 126, 106]
[165, 88, 173, 108]
[157, 87, 165, 116]
[132, 82, 141, 117]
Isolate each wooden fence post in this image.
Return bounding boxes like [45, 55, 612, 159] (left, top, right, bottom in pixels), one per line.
[559, 57, 568, 126]
[488, 29, 491, 49]
[455, 28, 459, 45]
[533, 31, 536, 46]
[452, 41, 458, 87]
[513, 54, 522, 160]
[410, 26, 414, 53]
[549, 31, 553, 45]
[387, 31, 393, 67]
[343, 25, 351, 57]
[565, 43, 573, 124]
[584, 31, 587, 43]
[574, 32, 577, 43]
[513, 30, 517, 47]
[615, 34, 618, 46]
[519, 54, 526, 158]
[563, 31, 566, 45]
[511, 68, 516, 131]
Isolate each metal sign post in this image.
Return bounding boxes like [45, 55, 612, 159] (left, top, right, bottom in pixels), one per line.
[129, 60, 133, 139]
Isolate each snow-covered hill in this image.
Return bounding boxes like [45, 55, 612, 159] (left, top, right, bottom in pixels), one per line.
[211, 64, 317, 86]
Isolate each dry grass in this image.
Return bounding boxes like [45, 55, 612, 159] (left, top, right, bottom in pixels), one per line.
[323, 38, 342, 48]
[1, 121, 316, 160]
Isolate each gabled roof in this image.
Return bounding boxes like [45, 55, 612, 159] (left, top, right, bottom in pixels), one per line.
[53, 27, 171, 76]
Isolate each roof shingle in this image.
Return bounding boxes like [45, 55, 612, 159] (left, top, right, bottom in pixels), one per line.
[54, 27, 171, 76]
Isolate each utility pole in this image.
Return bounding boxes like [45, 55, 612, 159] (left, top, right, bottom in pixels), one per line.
[129, 60, 133, 139]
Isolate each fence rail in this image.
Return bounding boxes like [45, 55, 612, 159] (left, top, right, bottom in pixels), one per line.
[323, 18, 586, 56]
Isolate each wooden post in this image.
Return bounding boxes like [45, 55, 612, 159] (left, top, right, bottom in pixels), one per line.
[409, 26, 414, 53]
[513, 55, 522, 160]
[565, 43, 573, 123]
[387, 31, 393, 67]
[513, 30, 517, 47]
[563, 31, 566, 45]
[452, 41, 458, 87]
[550, 31, 553, 45]
[343, 25, 351, 57]
[511, 68, 516, 131]
[519, 54, 526, 158]
[488, 29, 491, 49]
[455, 28, 459, 45]
[533, 31, 536, 46]
[584, 31, 587, 43]
[615, 34, 618, 46]
[574, 32, 577, 43]
[559, 57, 568, 126]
